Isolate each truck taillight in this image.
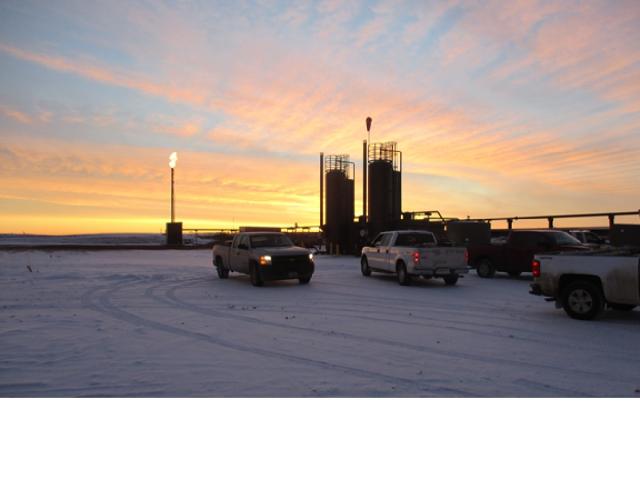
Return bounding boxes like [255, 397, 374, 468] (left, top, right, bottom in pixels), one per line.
[532, 259, 541, 278]
[412, 251, 420, 264]
[464, 249, 469, 264]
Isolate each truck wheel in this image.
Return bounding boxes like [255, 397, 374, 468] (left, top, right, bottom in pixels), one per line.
[396, 261, 410, 286]
[476, 259, 495, 278]
[249, 262, 264, 287]
[443, 274, 459, 286]
[609, 303, 636, 311]
[361, 256, 371, 276]
[561, 280, 604, 320]
[298, 275, 312, 285]
[215, 257, 229, 279]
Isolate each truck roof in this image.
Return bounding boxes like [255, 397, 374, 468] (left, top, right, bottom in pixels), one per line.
[378, 230, 435, 235]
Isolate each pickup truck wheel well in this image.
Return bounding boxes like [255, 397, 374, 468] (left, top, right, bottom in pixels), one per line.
[474, 256, 491, 267]
[559, 274, 604, 297]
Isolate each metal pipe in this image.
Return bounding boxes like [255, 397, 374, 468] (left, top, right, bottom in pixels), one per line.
[170, 167, 175, 223]
[363, 140, 367, 222]
[320, 152, 324, 228]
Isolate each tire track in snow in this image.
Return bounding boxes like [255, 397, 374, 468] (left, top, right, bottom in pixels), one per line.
[84, 279, 475, 397]
[169, 276, 640, 369]
[150, 280, 625, 391]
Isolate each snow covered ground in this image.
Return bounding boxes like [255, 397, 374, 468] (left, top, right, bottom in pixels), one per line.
[1, 249, 639, 397]
[0, 233, 165, 246]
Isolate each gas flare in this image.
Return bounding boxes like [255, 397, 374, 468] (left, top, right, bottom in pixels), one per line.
[169, 151, 178, 169]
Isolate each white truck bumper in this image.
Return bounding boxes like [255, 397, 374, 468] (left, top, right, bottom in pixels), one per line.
[409, 266, 469, 276]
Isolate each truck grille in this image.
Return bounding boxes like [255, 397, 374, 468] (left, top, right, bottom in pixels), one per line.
[270, 255, 312, 275]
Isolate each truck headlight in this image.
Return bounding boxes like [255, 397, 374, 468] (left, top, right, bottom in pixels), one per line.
[259, 255, 272, 266]
[308, 253, 314, 262]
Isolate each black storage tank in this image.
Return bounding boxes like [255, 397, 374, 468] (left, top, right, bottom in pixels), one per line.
[368, 159, 393, 236]
[324, 155, 355, 253]
[367, 142, 402, 237]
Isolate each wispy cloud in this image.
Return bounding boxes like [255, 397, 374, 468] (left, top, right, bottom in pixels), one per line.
[0, 104, 32, 124]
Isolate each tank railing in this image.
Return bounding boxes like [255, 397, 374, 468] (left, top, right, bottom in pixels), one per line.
[324, 154, 355, 179]
[368, 142, 402, 171]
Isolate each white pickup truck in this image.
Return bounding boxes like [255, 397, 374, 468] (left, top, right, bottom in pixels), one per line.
[360, 230, 468, 285]
[530, 249, 640, 319]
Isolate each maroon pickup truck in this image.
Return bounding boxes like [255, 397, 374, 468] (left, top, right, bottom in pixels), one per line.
[467, 230, 589, 278]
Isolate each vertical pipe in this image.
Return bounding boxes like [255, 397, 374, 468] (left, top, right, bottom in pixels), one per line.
[363, 140, 367, 223]
[171, 167, 175, 223]
[320, 152, 324, 229]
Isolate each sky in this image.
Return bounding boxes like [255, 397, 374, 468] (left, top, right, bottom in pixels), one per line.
[0, 0, 639, 234]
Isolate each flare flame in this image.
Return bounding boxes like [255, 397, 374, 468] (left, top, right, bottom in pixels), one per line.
[169, 151, 178, 169]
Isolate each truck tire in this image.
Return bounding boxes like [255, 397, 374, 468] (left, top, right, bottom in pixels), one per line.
[476, 258, 495, 278]
[361, 256, 371, 276]
[298, 275, 312, 285]
[561, 280, 604, 320]
[396, 261, 411, 286]
[215, 257, 229, 279]
[249, 262, 264, 287]
[443, 274, 459, 286]
[609, 303, 636, 311]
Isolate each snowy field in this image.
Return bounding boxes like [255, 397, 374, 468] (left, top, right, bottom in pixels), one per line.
[1, 249, 639, 397]
[0, 233, 165, 246]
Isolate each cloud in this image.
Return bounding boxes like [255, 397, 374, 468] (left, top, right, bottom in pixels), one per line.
[0, 105, 32, 124]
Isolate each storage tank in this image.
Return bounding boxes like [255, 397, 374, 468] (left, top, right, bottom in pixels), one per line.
[324, 155, 355, 253]
[392, 169, 401, 222]
[368, 142, 402, 237]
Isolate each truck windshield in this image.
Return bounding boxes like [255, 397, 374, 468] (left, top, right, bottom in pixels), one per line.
[395, 232, 436, 247]
[546, 231, 583, 246]
[249, 234, 293, 248]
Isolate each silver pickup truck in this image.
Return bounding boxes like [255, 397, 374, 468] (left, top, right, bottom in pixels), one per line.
[212, 232, 314, 286]
[360, 230, 468, 285]
[530, 249, 640, 319]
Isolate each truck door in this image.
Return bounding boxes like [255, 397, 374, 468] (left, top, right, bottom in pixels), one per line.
[380, 233, 396, 270]
[231, 235, 250, 272]
[368, 233, 392, 270]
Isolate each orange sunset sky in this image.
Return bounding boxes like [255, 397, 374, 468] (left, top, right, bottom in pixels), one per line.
[1, 1, 639, 234]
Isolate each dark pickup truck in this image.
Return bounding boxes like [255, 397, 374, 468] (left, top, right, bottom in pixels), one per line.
[212, 232, 315, 286]
[467, 230, 588, 278]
